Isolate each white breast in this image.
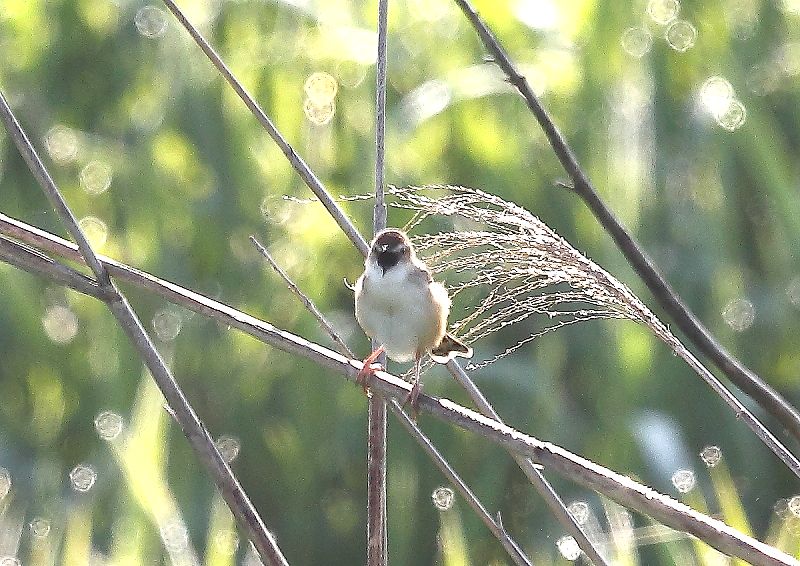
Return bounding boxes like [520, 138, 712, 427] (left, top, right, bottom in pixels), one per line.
[355, 259, 448, 363]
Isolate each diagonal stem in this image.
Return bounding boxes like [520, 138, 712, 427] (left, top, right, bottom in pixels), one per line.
[447, 360, 610, 566]
[250, 236, 352, 356]
[0, 224, 795, 566]
[0, 91, 289, 566]
[389, 399, 532, 566]
[452, 0, 800, 470]
[160, 0, 368, 257]
[0, 235, 108, 300]
[0, 100, 108, 285]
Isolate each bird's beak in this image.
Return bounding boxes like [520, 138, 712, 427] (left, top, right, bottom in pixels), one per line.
[378, 244, 389, 253]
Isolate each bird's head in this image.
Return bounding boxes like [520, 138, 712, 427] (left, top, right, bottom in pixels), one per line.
[370, 229, 412, 274]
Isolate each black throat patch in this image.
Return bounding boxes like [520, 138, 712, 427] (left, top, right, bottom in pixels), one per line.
[377, 250, 400, 274]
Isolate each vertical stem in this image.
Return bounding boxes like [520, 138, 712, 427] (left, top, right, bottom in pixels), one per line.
[374, 1, 388, 232]
[366, 393, 387, 565]
[367, 1, 390, 565]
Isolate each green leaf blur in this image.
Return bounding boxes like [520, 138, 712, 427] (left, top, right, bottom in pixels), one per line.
[1, 0, 800, 564]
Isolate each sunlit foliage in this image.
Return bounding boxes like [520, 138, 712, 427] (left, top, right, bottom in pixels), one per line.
[1, 0, 800, 563]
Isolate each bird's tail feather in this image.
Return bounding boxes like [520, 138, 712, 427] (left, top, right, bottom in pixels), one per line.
[430, 333, 473, 363]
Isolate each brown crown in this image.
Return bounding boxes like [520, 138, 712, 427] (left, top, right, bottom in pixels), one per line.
[373, 228, 409, 248]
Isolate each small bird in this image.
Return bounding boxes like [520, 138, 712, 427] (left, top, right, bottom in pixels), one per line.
[354, 228, 472, 411]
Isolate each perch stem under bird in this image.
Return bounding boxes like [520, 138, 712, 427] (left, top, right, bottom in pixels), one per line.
[354, 228, 472, 412]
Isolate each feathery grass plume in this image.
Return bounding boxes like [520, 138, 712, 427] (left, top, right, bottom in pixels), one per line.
[388, 185, 673, 370]
[388, 186, 800, 480]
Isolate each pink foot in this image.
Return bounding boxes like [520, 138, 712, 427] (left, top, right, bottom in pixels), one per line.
[356, 346, 385, 393]
[402, 380, 423, 417]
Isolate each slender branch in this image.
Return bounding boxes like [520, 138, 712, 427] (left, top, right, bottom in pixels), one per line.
[0, 235, 108, 300]
[452, 0, 800, 443]
[389, 399, 532, 566]
[0, 223, 795, 566]
[0, 102, 109, 286]
[160, 0, 369, 257]
[250, 236, 533, 566]
[0, 92, 289, 566]
[250, 236, 352, 357]
[447, 361, 610, 566]
[374, 0, 389, 233]
[667, 337, 800, 479]
[369, 1, 390, 564]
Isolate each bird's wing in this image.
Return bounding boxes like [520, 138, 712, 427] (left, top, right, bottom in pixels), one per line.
[409, 261, 434, 284]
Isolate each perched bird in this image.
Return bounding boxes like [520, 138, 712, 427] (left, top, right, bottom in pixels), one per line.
[354, 228, 472, 411]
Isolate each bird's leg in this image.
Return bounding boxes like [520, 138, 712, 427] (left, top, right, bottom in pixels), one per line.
[403, 354, 423, 416]
[356, 345, 385, 392]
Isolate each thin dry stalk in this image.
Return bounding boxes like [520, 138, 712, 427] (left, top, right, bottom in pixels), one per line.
[367, 1, 390, 563]
[374, 0, 389, 233]
[160, 0, 368, 257]
[0, 220, 794, 566]
[451, 0, 800, 444]
[0, 92, 289, 566]
[0, 235, 107, 300]
[251, 236, 351, 357]
[389, 399, 532, 566]
[446, 361, 610, 566]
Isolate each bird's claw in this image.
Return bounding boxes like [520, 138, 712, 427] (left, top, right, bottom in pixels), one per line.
[402, 381, 422, 418]
[356, 346, 386, 395]
[356, 362, 383, 394]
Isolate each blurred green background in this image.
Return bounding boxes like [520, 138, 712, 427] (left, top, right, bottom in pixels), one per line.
[1, 0, 800, 564]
